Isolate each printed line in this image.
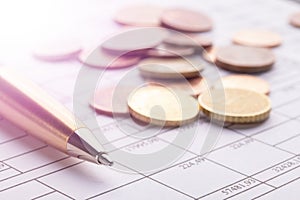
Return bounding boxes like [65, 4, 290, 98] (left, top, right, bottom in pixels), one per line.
[253, 176, 300, 199]
[0, 134, 27, 146]
[35, 179, 75, 200]
[0, 160, 83, 192]
[2, 145, 48, 162]
[274, 133, 300, 146]
[31, 191, 56, 200]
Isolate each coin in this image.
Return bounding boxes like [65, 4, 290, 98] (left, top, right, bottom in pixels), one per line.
[90, 86, 132, 116]
[78, 47, 140, 69]
[202, 47, 218, 63]
[216, 45, 275, 73]
[147, 44, 195, 58]
[33, 39, 81, 61]
[290, 12, 300, 28]
[128, 85, 200, 126]
[114, 4, 164, 27]
[233, 29, 282, 48]
[164, 33, 212, 48]
[144, 77, 208, 97]
[101, 28, 169, 55]
[161, 8, 213, 32]
[220, 74, 270, 95]
[138, 57, 203, 79]
[198, 88, 271, 123]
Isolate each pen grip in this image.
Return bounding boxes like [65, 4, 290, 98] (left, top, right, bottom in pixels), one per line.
[0, 68, 84, 151]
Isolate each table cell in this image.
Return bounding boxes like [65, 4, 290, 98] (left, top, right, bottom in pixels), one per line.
[257, 178, 300, 200]
[229, 113, 288, 136]
[208, 138, 292, 175]
[277, 135, 300, 154]
[0, 120, 26, 144]
[91, 179, 193, 200]
[200, 177, 260, 199]
[6, 146, 67, 172]
[0, 136, 45, 161]
[253, 120, 300, 145]
[254, 156, 300, 182]
[0, 181, 52, 199]
[151, 157, 244, 198]
[39, 162, 142, 199]
[0, 168, 20, 181]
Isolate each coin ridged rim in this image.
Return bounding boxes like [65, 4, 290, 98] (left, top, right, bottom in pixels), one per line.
[198, 89, 272, 123]
[200, 108, 271, 123]
[128, 106, 199, 127]
[215, 60, 273, 73]
[215, 46, 275, 73]
[139, 69, 201, 79]
[216, 46, 276, 68]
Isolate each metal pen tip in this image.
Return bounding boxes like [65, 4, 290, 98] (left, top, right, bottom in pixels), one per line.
[97, 153, 114, 166]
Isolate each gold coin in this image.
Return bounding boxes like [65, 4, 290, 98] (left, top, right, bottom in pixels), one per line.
[220, 74, 270, 95]
[198, 88, 271, 123]
[128, 85, 200, 126]
[233, 29, 282, 48]
[138, 57, 203, 79]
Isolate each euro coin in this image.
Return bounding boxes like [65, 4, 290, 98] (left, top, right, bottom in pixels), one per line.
[198, 88, 271, 123]
[128, 85, 200, 126]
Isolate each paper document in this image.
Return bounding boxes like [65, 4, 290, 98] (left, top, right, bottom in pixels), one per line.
[0, 0, 300, 199]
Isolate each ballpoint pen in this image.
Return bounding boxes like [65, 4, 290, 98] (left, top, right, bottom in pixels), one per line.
[0, 68, 113, 166]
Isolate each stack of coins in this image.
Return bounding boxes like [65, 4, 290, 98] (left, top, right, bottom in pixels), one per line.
[85, 5, 214, 125]
[91, 4, 276, 126]
[198, 28, 280, 123]
[209, 29, 281, 73]
[110, 5, 215, 125]
[34, 3, 294, 126]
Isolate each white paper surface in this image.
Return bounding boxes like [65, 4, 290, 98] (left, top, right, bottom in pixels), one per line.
[1, 0, 300, 199]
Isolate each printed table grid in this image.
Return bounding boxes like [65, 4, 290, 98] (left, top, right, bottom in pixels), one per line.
[1, 0, 300, 199]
